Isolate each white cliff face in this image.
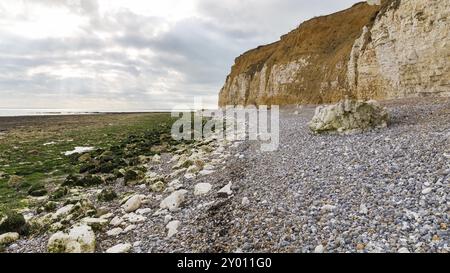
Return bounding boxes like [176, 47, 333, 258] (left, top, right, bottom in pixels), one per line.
[219, 59, 309, 105]
[219, 0, 449, 106]
[349, 0, 450, 99]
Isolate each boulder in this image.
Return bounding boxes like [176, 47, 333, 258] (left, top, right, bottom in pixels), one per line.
[309, 99, 389, 133]
[160, 190, 188, 211]
[0, 232, 19, 245]
[0, 211, 29, 235]
[122, 195, 142, 213]
[47, 224, 96, 253]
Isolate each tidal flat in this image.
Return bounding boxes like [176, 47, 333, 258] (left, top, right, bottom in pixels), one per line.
[0, 113, 185, 212]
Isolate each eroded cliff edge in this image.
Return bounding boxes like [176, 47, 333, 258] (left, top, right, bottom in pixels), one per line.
[218, 0, 450, 106]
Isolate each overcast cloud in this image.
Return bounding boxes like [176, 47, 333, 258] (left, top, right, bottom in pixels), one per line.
[0, 0, 359, 110]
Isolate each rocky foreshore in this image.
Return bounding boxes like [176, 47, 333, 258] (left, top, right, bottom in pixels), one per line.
[1, 97, 449, 253]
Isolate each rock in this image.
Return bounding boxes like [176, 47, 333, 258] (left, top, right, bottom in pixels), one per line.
[166, 220, 180, 238]
[398, 247, 410, 253]
[110, 216, 123, 227]
[136, 208, 152, 215]
[123, 213, 146, 223]
[150, 181, 165, 193]
[321, 205, 337, 212]
[359, 204, 368, 214]
[242, 197, 250, 206]
[78, 153, 92, 163]
[217, 182, 233, 198]
[173, 158, 193, 170]
[80, 217, 109, 231]
[63, 174, 103, 187]
[168, 179, 183, 190]
[123, 225, 136, 233]
[122, 195, 142, 213]
[47, 224, 95, 253]
[106, 243, 132, 253]
[164, 215, 173, 224]
[314, 244, 325, 253]
[194, 183, 212, 196]
[152, 154, 161, 163]
[124, 169, 143, 185]
[198, 170, 215, 176]
[309, 99, 389, 133]
[160, 190, 188, 211]
[52, 204, 75, 220]
[97, 188, 117, 202]
[0, 211, 29, 235]
[421, 188, 432, 195]
[184, 173, 195, 180]
[27, 184, 48, 197]
[106, 227, 123, 236]
[0, 232, 19, 245]
[356, 243, 365, 251]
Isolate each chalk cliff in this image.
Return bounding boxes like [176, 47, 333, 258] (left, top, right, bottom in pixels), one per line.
[218, 0, 450, 106]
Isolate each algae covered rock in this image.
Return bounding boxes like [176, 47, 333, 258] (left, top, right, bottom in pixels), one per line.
[0, 232, 20, 246]
[0, 211, 29, 235]
[47, 224, 96, 253]
[97, 188, 117, 202]
[309, 99, 389, 133]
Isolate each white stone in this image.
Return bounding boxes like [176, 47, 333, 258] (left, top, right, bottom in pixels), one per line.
[52, 204, 74, 220]
[194, 183, 212, 196]
[164, 215, 173, 224]
[198, 170, 215, 176]
[168, 179, 183, 190]
[106, 243, 132, 253]
[314, 244, 325, 253]
[184, 173, 195, 180]
[359, 204, 368, 215]
[160, 190, 188, 211]
[0, 232, 19, 245]
[106, 228, 123, 236]
[122, 195, 142, 213]
[110, 216, 123, 227]
[63, 146, 95, 156]
[398, 247, 410, 253]
[100, 213, 114, 219]
[123, 213, 146, 223]
[123, 225, 136, 233]
[166, 220, 181, 238]
[136, 208, 152, 215]
[321, 205, 336, 212]
[217, 182, 233, 197]
[242, 197, 250, 206]
[422, 188, 432, 195]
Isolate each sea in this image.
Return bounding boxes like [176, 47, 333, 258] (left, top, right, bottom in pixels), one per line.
[0, 109, 174, 117]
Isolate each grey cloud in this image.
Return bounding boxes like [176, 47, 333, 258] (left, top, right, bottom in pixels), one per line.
[0, 0, 360, 110]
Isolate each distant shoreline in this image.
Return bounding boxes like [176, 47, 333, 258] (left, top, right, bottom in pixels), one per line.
[0, 109, 178, 117]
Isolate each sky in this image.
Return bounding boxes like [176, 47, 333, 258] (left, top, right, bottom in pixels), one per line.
[0, 0, 360, 111]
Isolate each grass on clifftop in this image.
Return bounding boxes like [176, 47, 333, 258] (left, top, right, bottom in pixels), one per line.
[0, 113, 183, 212]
